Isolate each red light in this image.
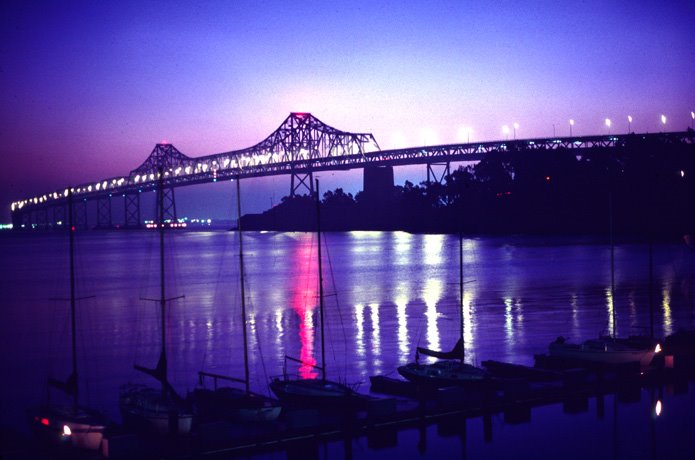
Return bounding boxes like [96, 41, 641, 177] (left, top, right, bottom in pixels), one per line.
[71, 226, 76, 232]
[41, 418, 50, 426]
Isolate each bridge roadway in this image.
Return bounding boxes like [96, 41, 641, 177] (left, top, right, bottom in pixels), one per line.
[10, 112, 695, 229]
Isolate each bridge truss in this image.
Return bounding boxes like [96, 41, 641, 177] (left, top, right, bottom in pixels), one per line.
[10, 112, 695, 229]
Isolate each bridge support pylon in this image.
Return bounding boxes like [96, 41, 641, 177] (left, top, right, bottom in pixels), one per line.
[73, 199, 88, 230]
[426, 161, 451, 185]
[96, 195, 113, 229]
[123, 192, 142, 228]
[155, 187, 177, 223]
[290, 171, 315, 197]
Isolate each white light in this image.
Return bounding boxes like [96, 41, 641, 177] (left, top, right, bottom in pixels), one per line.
[569, 119, 575, 126]
[681, 170, 685, 177]
[655, 343, 662, 353]
[661, 114, 667, 125]
[513, 122, 519, 130]
[134, 175, 140, 183]
[655, 400, 662, 417]
[63, 424, 72, 436]
[102, 181, 107, 189]
[605, 118, 611, 128]
[502, 125, 510, 135]
[628, 115, 633, 123]
[64, 189, 69, 197]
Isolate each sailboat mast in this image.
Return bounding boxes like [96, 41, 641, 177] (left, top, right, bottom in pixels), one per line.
[68, 190, 78, 414]
[459, 232, 464, 364]
[236, 177, 250, 394]
[157, 167, 167, 395]
[315, 179, 326, 382]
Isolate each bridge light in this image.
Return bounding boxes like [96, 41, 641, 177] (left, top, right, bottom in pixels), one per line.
[96, 183, 101, 191]
[502, 125, 510, 140]
[149, 173, 155, 181]
[223, 158, 230, 168]
[102, 180, 108, 189]
[88, 185, 92, 192]
[513, 122, 519, 140]
[185, 166, 192, 174]
[661, 114, 667, 127]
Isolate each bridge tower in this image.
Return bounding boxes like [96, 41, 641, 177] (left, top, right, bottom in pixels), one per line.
[241, 112, 380, 197]
[129, 143, 186, 224]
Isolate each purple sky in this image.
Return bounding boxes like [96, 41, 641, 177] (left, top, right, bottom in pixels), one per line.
[1, 1, 693, 222]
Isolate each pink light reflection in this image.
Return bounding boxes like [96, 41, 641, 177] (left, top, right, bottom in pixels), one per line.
[292, 238, 318, 379]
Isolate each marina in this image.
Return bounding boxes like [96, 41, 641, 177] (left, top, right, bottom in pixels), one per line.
[1, 230, 694, 458]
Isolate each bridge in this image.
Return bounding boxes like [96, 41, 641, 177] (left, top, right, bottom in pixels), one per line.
[10, 112, 695, 229]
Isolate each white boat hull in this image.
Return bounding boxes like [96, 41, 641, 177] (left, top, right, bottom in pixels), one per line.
[31, 407, 106, 451]
[549, 339, 656, 368]
[119, 385, 193, 435]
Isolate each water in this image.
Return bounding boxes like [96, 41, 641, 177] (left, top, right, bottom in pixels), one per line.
[1, 230, 695, 458]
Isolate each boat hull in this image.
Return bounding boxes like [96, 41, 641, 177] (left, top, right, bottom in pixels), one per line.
[30, 405, 106, 450]
[397, 361, 489, 389]
[191, 387, 282, 422]
[549, 338, 656, 368]
[119, 385, 193, 435]
[269, 378, 366, 409]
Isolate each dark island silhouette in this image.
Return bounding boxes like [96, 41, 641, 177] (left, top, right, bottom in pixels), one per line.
[242, 136, 695, 238]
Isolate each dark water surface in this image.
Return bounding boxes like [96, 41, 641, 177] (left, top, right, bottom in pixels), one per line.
[1, 230, 695, 458]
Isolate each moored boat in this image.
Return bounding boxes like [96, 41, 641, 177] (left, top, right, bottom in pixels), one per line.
[29, 191, 108, 450]
[119, 167, 193, 434]
[190, 177, 281, 422]
[269, 179, 368, 410]
[548, 336, 658, 368]
[396, 233, 490, 389]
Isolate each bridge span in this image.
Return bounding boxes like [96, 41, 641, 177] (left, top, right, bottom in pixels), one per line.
[10, 112, 695, 229]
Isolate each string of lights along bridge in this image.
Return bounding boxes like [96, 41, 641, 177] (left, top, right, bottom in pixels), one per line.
[10, 112, 695, 230]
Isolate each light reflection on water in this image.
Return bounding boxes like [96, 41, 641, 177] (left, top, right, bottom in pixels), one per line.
[2, 230, 695, 453]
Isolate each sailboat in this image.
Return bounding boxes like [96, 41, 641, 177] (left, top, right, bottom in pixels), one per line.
[397, 234, 488, 388]
[118, 168, 194, 435]
[269, 179, 367, 408]
[190, 177, 282, 422]
[30, 190, 108, 451]
[548, 192, 660, 369]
